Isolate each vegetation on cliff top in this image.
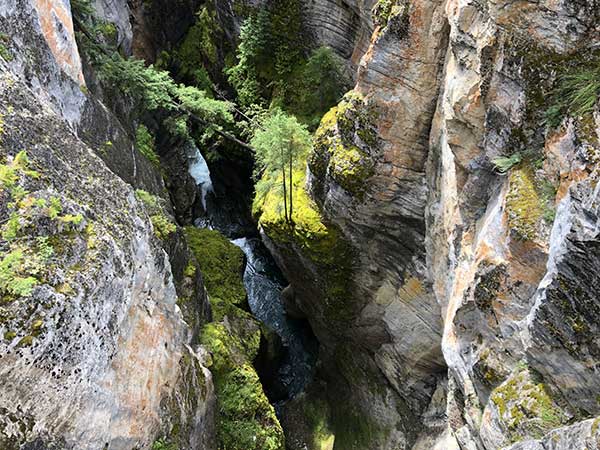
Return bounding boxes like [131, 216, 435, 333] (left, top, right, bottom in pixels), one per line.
[226, 2, 349, 128]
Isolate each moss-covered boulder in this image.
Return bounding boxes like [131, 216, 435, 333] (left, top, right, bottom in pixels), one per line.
[184, 227, 247, 317]
[485, 363, 572, 446]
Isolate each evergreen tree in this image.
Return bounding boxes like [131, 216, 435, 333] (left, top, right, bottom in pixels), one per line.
[251, 110, 311, 223]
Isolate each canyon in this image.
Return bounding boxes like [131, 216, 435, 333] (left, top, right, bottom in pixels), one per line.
[0, 0, 599, 449]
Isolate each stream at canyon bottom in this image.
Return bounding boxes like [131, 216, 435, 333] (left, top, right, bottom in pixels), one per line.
[188, 142, 318, 402]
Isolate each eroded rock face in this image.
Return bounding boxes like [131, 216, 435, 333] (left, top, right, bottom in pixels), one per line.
[261, 0, 600, 449]
[0, 1, 215, 448]
[302, 0, 375, 69]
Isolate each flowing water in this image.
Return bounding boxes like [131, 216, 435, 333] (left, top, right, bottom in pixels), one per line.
[232, 237, 318, 398]
[187, 141, 213, 209]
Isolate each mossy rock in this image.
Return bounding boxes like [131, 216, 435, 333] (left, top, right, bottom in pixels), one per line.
[253, 163, 357, 322]
[490, 363, 571, 444]
[216, 364, 285, 450]
[505, 167, 545, 241]
[184, 227, 247, 312]
[200, 318, 260, 375]
[310, 91, 377, 200]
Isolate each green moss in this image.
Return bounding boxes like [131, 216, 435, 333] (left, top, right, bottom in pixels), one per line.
[0, 43, 12, 62]
[135, 125, 160, 167]
[506, 167, 545, 240]
[3, 331, 15, 341]
[151, 438, 177, 450]
[288, 392, 335, 449]
[490, 364, 568, 443]
[183, 262, 196, 278]
[310, 92, 377, 199]
[135, 190, 176, 240]
[372, 0, 409, 29]
[216, 364, 285, 450]
[184, 227, 246, 311]
[149, 214, 176, 240]
[200, 320, 260, 374]
[17, 335, 33, 347]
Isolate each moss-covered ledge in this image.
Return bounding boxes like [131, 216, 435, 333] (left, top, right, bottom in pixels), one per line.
[310, 91, 378, 201]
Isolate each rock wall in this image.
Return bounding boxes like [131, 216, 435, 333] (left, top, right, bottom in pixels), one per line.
[0, 1, 216, 448]
[259, 0, 600, 449]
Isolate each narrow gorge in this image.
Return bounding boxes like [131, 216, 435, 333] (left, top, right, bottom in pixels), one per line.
[0, 0, 599, 449]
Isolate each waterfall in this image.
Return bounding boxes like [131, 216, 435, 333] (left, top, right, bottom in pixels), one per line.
[187, 141, 213, 209]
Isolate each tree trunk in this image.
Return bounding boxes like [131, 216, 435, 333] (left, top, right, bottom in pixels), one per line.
[282, 164, 289, 223]
[289, 154, 294, 225]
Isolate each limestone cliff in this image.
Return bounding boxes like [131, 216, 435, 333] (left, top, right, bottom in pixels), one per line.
[256, 0, 600, 449]
[2, 0, 600, 449]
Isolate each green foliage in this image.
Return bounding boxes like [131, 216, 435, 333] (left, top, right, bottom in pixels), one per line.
[490, 365, 568, 444]
[492, 152, 522, 173]
[175, 85, 233, 123]
[150, 215, 176, 240]
[183, 227, 246, 314]
[135, 190, 176, 240]
[175, 6, 221, 83]
[151, 439, 177, 450]
[0, 152, 92, 303]
[555, 62, 600, 120]
[506, 167, 545, 240]
[226, 10, 271, 106]
[94, 54, 233, 140]
[70, 0, 95, 22]
[226, 1, 305, 107]
[135, 124, 160, 167]
[372, 0, 407, 28]
[97, 55, 176, 110]
[544, 53, 600, 128]
[251, 110, 311, 222]
[284, 47, 350, 128]
[0, 250, 38, 297]
[75, 6, 234, 142]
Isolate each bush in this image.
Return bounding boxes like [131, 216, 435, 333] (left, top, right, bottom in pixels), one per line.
[492, 153, 522, 173]
[135, 124, 160, 167]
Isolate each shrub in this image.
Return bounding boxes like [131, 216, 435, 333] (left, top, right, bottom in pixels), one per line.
[135, 124, 160, 167]
[492, 153, 522, 173]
